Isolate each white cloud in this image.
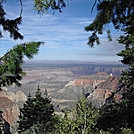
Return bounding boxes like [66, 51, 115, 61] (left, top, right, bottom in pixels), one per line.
[0, 0, 124, 62]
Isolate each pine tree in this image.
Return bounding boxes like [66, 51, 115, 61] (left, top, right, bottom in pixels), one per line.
[85, 1, 134, 133]
[0, 42, 43, 88]
[97, 98, 121, 133]
[17, 87, 58, 134]
[85, 0, 134, 88]
[97, 92, 134, 133]
[60, 93, 99, 134]
[72, 94, 99, 134]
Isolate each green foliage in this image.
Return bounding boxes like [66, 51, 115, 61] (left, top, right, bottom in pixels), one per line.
[86, 1, 134, 133]
[17, 87, 59, 134]
[33, 0, 66, 14]
[117, 47, 134, 87]
[99, 130, 111, 134]
[0, 1, 44, 89]
[0, 0, 67, 40]
[97, 90, 134, 133]
[85, 0, 134, 47]
[59, 93, 99, 134]
[87, 1, 134, 133]
[98, 99, 124, 133]
[121, 128, 134, 134]
[0, 2, 23, 40]
[0, 42, 43, 87]
[85, 0, 134, 88]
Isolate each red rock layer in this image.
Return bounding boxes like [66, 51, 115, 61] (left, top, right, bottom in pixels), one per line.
[0, 97, 20, 124]
[91, 89, 122, 101]
[89, 77, 124, 106]
[74, 79, 106, 87]
[97, 77, 120, 91]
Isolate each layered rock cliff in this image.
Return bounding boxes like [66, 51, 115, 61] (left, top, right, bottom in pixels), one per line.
[0, 89, 27, 126]
[72, 72, 110, 88]
[71, 66, 128, 76]
[88, 76, 124, 107]
[50, 72, 111, 109]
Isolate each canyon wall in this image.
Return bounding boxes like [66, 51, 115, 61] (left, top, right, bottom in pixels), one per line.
[88, 77, 124, 107]
[50, 72, 111, 109]
[71, 66, 128, 76]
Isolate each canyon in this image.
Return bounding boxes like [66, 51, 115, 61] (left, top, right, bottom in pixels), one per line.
[7, 63, 127, 109]
[0, 62, 127, 132]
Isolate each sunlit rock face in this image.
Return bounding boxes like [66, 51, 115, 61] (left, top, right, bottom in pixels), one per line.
[0, 89, 27, 126]
[88, 76, 123, 107]
[0, 89, 27, 103]
[0, 96, 20, 125]
[73, 72, 110, 87]
[50, 72, 111, 109]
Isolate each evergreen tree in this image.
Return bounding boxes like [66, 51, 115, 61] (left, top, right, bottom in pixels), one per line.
[85, 1, 134, 133]
[85, 0, 134, 88]
[0, 42, 43, 88]
[59, 93, 99, 134]
[0, 0, 67, 88]
[97, 98, 122, 133]
[97, 92, 134, 133]
[17, 87, 59, 134]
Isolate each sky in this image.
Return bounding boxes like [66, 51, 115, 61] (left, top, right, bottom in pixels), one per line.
[0, 0, 125, 62]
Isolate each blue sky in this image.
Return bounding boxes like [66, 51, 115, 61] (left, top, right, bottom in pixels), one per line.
[0, 0, 125, 62]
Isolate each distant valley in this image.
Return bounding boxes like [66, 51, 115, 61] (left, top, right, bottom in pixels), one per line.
[7, 61, 128, 109]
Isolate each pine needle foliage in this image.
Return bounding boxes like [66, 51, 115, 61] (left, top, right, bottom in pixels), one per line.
[60, 93, 99, 134]
[33, 0, 67, 14]
[17, 87, 58, 134]
[85, 0, 134, 88]
[0, 42, 43, 88]
[0, 2, 23, 40]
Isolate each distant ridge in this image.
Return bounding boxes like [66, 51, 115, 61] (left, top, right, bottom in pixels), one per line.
[23, 60, 126, 68]
[24, 59, 122, 64]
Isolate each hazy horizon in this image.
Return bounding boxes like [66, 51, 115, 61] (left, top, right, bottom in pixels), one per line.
[22, 59, 127, 69]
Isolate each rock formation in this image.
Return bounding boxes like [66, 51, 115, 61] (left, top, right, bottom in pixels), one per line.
[73, 72, 110, 88]
[71, 66, 128, 76]
[0, 88, 27, 127]
[0, 89, 27, 103]
[0, 89, 27, 133]
[0, 96, 20, 125]
[50, 72, 111, 109]
[88, 76, 124, 107]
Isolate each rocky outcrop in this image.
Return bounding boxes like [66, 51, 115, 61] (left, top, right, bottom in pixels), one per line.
[0, 89, 24, 133]
[0, 96, 20, 125]
[88, 77, 124, 107]
[65, 72, 110, 87]
[96, 77, 121, 92]
[50, 72, 111, 109]
[0, 90, 27, 103]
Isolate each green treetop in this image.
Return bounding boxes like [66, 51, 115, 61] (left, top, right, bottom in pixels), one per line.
[59, 92, 99, 134]
[17, 87, 59, 134]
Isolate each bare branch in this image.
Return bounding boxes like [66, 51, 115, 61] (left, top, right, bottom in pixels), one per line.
[19, 0, 23, 17]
